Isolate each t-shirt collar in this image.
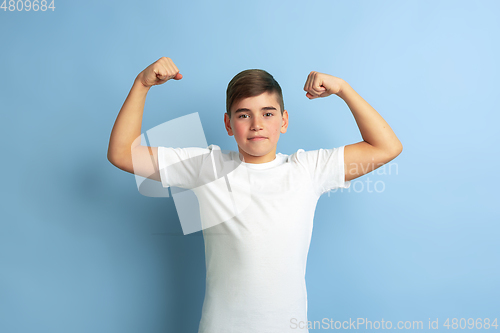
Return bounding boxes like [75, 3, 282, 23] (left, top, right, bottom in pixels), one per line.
[236, 153, 283, 170]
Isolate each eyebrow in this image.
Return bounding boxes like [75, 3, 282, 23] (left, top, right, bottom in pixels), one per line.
[234, 106, 277, 114]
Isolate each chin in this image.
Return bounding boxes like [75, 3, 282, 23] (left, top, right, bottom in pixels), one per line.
[251, 148, 272, 157]
[239, 146, 260, 156]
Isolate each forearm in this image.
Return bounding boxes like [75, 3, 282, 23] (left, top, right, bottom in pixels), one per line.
[107, 75, 151, 163]
[337, 80, 402, 154]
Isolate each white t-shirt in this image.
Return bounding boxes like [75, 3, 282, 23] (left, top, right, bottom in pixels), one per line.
[158, 144, 351, 333]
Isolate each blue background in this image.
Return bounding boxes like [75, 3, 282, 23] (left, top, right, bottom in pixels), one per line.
[1, 0, 499, 332]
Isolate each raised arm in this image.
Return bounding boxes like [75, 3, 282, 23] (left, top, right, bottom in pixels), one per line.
[107, 57, 183, 181]
[303, 71, 403, 182]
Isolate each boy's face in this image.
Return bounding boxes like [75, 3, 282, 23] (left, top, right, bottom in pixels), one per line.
[224, 91, 288, 164]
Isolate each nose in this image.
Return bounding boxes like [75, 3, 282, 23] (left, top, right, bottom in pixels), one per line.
[250, 117, 263, 131]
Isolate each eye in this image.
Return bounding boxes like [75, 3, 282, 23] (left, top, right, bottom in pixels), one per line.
[265, 112, 273, 116]
[238, 114, 249, 119]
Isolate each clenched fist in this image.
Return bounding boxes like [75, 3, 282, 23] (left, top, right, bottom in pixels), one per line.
[138, 57, 183, 88]
[303, 71, 344, 99]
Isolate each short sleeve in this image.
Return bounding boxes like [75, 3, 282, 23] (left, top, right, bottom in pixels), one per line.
[157, 146, 213, 189]
[291, 145, 351, 195]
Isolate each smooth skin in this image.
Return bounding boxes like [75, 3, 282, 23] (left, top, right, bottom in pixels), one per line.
[302, 71, 403, 181]
[224, 71, 402, 180]
[108, 58, 402, 183]
[107, 57, 182, 182]
[224, 91, 288, 164]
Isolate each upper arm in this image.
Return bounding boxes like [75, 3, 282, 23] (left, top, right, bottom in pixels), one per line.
[109, 145, 161, 182]
[344, 141, 402, 182]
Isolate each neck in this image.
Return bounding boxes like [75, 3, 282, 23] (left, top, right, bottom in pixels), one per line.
[238, 147, 277, 164]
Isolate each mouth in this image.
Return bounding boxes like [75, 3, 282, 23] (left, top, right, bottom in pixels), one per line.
[248, 136, 267, 141]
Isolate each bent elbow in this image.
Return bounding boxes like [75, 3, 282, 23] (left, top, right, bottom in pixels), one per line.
[391, 142, 403, 157]
[107, 151, 118, 166]
[107, 152, 125, 170]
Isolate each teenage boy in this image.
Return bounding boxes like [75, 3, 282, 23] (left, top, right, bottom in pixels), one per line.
[107, 57, 402, 333]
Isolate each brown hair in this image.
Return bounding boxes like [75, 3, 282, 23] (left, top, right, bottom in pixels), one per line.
[226, 69, 284, 119]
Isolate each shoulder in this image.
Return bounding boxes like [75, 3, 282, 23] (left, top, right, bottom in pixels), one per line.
[158, 144, 221, 156]
[158, 144, 227, 168]
[285, 147, 346, 172]
[286, 146, 343, 161]
[282, 148, 316, 171]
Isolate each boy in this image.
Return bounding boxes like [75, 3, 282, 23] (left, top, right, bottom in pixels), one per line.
[107, 57, 402, 332]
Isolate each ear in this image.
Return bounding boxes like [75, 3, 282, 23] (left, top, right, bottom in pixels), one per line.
[224, 113, 234, 136]
[280, 109, 289, 134]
